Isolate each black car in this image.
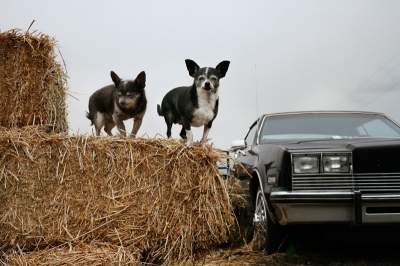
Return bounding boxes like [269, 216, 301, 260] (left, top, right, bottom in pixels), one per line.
[232, 111, 400, 253]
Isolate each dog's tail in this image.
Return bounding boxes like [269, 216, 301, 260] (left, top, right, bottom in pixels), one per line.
[86, 111, 94, 125]
[157, 104, 163, 116]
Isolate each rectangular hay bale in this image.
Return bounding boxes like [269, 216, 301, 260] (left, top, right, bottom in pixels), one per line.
[0, 127, 236, 263]
[0, 30, 68, 132]
[1, 242, 139, 266]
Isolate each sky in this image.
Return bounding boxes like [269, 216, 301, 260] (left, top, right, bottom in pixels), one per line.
[2, 0, 400, 149]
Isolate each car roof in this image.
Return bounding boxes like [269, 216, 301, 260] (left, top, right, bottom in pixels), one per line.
[262, 110, 385, 118]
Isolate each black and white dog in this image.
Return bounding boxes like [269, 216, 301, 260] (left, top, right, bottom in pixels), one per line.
[157, 59, 230, 145]
[87, 71, 147, 137]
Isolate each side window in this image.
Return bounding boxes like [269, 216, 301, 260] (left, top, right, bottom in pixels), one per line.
[245, 122, 258, 145]
[358, 119, 400, 138]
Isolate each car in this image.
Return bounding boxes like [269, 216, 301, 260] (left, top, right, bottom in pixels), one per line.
[231, 111, 400, 253]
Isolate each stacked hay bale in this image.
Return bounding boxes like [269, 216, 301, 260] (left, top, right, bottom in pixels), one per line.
[0, 30, 67, 132]
[0, 29, 244, 265]
[0, 127, 238, 264]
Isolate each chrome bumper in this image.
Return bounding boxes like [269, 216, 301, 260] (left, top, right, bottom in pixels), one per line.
[270, 191, 400, 225]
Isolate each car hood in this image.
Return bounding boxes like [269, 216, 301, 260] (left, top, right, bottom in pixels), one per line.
[263, 138, 400, 152]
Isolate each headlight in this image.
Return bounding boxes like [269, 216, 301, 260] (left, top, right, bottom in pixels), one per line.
[293, 155, 319, 174]
[322, 154, 351, 173]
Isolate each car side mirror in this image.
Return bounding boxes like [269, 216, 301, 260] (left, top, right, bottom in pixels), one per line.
[231, 139, 246, 150]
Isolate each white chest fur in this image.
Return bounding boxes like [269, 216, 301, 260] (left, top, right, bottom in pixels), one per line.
[191, 89, 218, 127]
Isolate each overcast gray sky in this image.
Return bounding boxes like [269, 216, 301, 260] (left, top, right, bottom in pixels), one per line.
[2, 0, 400, 148]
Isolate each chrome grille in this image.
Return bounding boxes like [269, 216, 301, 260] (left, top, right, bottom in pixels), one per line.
[292, 174, 400, 192]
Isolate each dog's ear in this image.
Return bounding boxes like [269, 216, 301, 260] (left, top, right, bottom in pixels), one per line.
[135, 71, 146, 88]
[185, 59, 200, 77]
[110, 71, 121, 87]
[216, 61, 230, 78]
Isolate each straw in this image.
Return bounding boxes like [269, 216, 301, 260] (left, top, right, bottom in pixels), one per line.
[0, 29, 68, 132]
[0, 127, 242, 264]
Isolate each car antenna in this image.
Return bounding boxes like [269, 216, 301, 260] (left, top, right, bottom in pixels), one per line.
[254, 64, 259, 116]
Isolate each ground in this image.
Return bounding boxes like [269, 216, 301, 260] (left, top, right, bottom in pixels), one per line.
[202, 224, 400, 266]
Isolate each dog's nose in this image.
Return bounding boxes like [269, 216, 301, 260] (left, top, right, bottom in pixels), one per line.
[204, 81, 211, 90]
[119, 100, 126, 107]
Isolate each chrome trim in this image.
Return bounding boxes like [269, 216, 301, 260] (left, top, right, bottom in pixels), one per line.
[271, 191, 400, 202]
[270, 191, 400, 224]
[256, 115, 267, 145]
[363, 194, 400, 200]
[262, 110, 386, 117]
[384, 113, 400, 128]
[354, 172, 400, 176]
[291, 173, 400, 192]
[274, 204, 353, 224]
[272, 191, 354, 197]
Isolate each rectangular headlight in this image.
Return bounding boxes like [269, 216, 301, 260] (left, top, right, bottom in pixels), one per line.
[293, 155, 319, 174]
[322, 154, 351, 173]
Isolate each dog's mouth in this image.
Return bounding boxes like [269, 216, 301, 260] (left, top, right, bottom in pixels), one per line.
[203, 87, 217, 94]
[119, 102, 128, 108]
[203, 83, 214, 91]
[118, 95, 140, 109]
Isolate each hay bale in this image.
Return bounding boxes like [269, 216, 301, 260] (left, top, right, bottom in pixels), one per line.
[0, 127, 236, 263]
[1, 242, 139, 265]
[0, 30, 68, 132]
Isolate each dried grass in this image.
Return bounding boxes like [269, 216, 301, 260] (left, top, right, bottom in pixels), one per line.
[1, 242, 139, 266]
[199, 247, 287, 266]
[0, 29, 68, 132]
[0, 127, 238, 264]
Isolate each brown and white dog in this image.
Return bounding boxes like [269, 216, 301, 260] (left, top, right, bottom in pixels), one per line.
[87, 71, 147, 137]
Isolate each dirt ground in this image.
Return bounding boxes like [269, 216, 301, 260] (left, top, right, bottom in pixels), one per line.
[201, 224, 400, 266]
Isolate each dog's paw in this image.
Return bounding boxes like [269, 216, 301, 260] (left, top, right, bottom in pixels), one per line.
[185, 140, 194, 147]
[199, 139, 210, 146]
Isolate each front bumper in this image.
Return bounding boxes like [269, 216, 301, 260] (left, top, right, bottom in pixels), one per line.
[270, 191, 400, 225]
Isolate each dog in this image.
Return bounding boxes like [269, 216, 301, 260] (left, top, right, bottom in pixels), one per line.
[157, 59, 230, 145]
[87, 70, 147, 137]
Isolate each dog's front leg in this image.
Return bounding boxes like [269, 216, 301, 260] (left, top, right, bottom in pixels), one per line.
[183, 121, 193, 146]
[130, 117, 143, 138]
[113, 114, 126, 137]
[200, 125, 211, 144]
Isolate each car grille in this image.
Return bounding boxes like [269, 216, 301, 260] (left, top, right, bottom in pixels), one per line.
[292, 174, 400, 192]
[291, 144, 400, 192]
[353, 145, 400, 173]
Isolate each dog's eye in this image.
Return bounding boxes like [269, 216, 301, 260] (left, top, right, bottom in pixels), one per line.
[198, 76, 205, 81]
[210, 76, 218, 81]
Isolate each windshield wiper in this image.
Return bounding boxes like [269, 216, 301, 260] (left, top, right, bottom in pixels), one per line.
[293, 137, 342, 144]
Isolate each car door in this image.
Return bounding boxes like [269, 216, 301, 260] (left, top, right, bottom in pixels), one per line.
[236, 120, 259, 177]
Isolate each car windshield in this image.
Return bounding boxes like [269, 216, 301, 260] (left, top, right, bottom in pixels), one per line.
[259, 113, 400, 143]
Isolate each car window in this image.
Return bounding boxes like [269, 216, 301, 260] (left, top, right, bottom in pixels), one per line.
[357, 119, 400, 138]
[245, 122, 258, 145]
[259, 113, 400, 143]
